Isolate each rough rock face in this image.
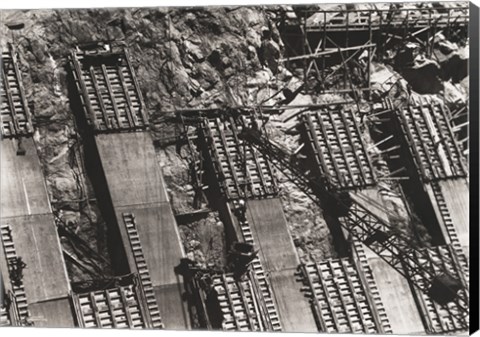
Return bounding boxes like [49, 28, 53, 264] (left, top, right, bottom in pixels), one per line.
[1, 7, 291, 279]
[0, 4, 469, 279]
[178, 212, 227, 270]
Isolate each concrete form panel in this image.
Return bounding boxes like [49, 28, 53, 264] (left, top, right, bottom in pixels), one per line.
[301, 107, 376, 190]
[154, 283, 190, 330]
[395, 102, 466, 182]
[115, 204, 184, 287]
[245, 198, 299, 272]
[1, 139, 51, 218]
[95, 132, 168, 207]
[438, 179, 469, 255]
[28, 298, 75, 328]
[95, 132, 188, 329]
[367, 255, 424, 334]
[1, 45, 34, 139]
[243, 198, 318, 332]
[348, 189, 425, 334]
[269, 269, 318, 332]
[1, 214, 70, 303]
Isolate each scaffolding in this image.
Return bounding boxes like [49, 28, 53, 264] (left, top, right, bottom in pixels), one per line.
[276, 4, 469, 96]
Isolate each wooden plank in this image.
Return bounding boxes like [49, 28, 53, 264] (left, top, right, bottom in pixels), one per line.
[101, 64, 122, 129]
[89, 292, 102, 328]
[396, 108, 428, 179]
[326, 108, 355, 188]
[104, 290, 118, 328]
[10, 46, 33, 133]
[1, 62, 21, 135]
[221, 275, 240, 330]
[237, 281, 256, 330]
[216, 118, 243, 198]
[70, 51, 99, 130]
[116, 65, 137, 127]
[418, 104, 448, 178]
[327, 261, 355, 332]
[340, 107, 373, 185]
[406, 105, 437, 179]
[303, 113, 331, 183]
[123, 49, 149, 125]
[435, 104, 468, 176]
[339, 259, 368, 332]
[251, 147, 268, 195]
[315, 262, 341, 331]
[302, 264, 327, 332]
[314, 110, 344, 186]
[89, 66, 112, 130]
[424, 251, 456, 332]
[71, 294, 87, 328]
[119, 286, 135, 328]
[351, 253, 387, 333]
[204, 121, 233, 198]
[433, 249, 463, 331]
[280, 44, 376, 62]
[229, 117, 254, 195]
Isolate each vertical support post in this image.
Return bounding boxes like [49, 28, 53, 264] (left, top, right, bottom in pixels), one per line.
[431, 21, 436, 61]
[404, 10, 409, 40]
[446, 9, 451, 39]
[367, 11, 372, 101]
[322, 11, 327, 85]
[378, 9, 383, 60]
[345, 10, 349, 91]
[427, 10, 432, 57]
[302, 14, 308, 91]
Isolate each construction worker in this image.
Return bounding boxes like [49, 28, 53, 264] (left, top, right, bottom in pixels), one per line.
[236, 199, 246, 219]
[10, 257, 27, 287]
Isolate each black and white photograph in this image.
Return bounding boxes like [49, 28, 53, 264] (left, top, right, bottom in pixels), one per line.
[0, 1, 476, 335]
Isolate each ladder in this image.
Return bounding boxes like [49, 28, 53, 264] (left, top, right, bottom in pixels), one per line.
[235, 211, 282, 331]
[0, 225, 30, 324]
[1, 44, 34, 138]
[122, 213, 163, 328]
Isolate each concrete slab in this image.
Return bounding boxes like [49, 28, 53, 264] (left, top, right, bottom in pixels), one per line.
[245, 198, 299, 272]
[350, 188, 425, 333]
[1, 213, 70, 303]
[154, 283, 189, 330]
[115, 204, 184, 287]
[367, 254, 425, 334]
[95, 132, 188, 329]
[438, 179, 469, 255]
[269, 269, 318, 332]
[95, 133, 168, 207]
[28, 297, 75, 328]
[0, 138, 73, 327]
[243, 198, 318, 332]
[1, 139, 51, 218]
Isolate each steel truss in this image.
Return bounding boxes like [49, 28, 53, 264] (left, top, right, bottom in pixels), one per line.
[238, 124, 469, 329]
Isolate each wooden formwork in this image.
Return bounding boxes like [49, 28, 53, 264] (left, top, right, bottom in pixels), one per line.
[299, 256, 392, 334]
[200, 116, 278, 201]
[68, 43, 149, 133]
[395, 101, 467, 182]
[1, 44, 33, 138]
[301, 105, 376, 190]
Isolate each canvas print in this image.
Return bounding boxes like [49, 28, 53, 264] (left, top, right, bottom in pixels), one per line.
[0, 1, 472, 334]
